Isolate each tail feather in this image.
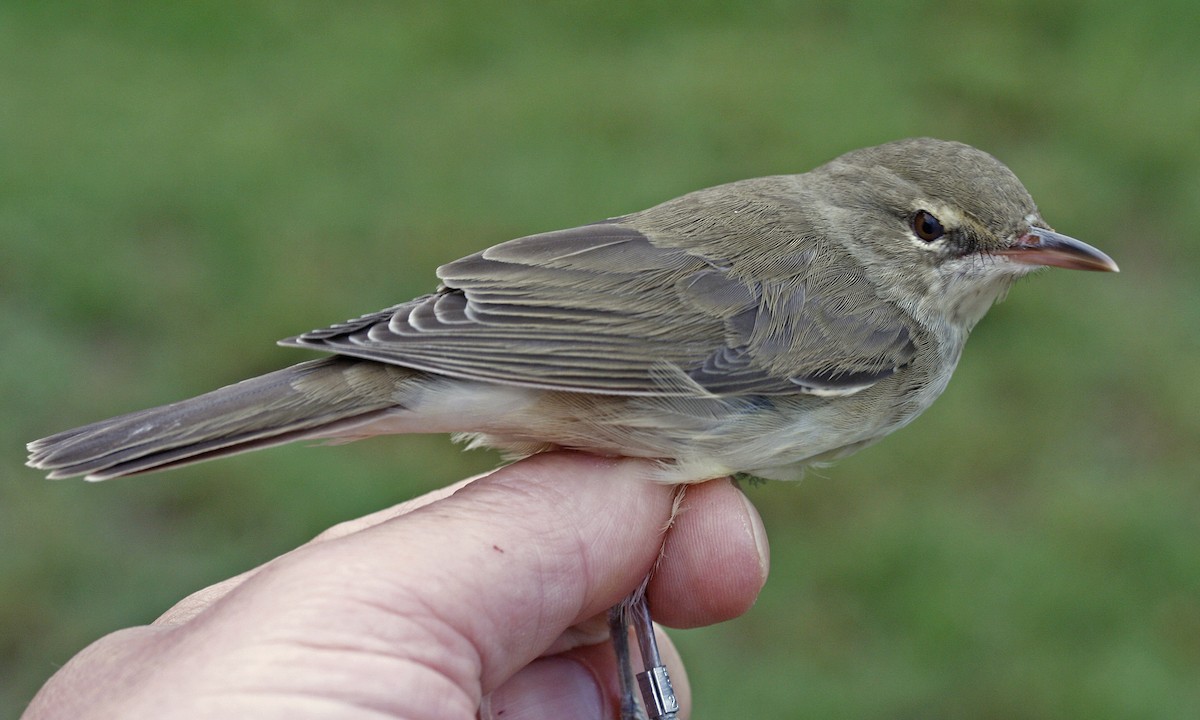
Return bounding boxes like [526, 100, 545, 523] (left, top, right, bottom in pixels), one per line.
[27, 357, 408, 481]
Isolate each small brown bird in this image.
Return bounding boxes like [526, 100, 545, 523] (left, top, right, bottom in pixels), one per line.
[27, 138, 1118, 719]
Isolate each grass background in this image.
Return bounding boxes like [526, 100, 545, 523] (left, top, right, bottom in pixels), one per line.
[3, 1, 1198, 717]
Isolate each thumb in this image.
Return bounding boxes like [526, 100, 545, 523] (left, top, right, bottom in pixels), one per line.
[350, 452, 683, 691]
[190, 452, 685, 717]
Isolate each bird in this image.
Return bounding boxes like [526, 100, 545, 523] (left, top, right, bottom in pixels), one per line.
[27, 137, 1118, 719]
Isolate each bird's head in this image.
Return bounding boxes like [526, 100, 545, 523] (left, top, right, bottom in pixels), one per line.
[817, 137, 1118, 329]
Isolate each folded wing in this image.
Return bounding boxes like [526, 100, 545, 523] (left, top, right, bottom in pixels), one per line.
[283, 219, 917, 397]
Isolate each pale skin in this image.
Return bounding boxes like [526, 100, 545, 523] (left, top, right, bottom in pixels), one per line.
[23, 453, 769, 720]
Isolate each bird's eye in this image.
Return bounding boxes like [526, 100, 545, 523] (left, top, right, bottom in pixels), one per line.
[912, 210, 945, 242]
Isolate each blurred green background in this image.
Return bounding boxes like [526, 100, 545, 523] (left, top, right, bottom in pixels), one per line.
[3, 1, 1198, 717]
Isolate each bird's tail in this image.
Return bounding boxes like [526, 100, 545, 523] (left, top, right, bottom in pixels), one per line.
[26, 357, 412, 481]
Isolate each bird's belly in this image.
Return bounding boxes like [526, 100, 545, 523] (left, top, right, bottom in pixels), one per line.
[461, 389, 905, 484]
[442, 355, 955, 485]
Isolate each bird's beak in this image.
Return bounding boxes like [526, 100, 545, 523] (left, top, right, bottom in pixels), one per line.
[999, 227, 1119, 272]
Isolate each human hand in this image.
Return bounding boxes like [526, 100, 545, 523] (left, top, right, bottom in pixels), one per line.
[23, 452, 769, 719]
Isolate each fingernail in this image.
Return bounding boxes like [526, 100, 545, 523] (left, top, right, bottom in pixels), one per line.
[737, 485, 771, 582]
[481, 657, 607, 720]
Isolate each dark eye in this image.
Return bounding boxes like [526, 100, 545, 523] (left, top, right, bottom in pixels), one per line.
[912, 210, 945, 242]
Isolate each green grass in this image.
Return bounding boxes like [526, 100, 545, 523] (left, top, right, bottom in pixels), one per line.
[3, 1, 1198, 716]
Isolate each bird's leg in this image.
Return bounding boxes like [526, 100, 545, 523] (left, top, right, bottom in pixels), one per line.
[608, 604, 647, 720]
[610, 483, 685, 720]
[631, 594, 680, 720]
[608, 594, 680, 720]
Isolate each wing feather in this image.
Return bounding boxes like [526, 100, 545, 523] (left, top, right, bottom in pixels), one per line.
[281, 216, 917, 397]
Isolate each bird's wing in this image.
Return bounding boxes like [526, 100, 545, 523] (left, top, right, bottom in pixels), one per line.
[281, 220, 917, 397]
